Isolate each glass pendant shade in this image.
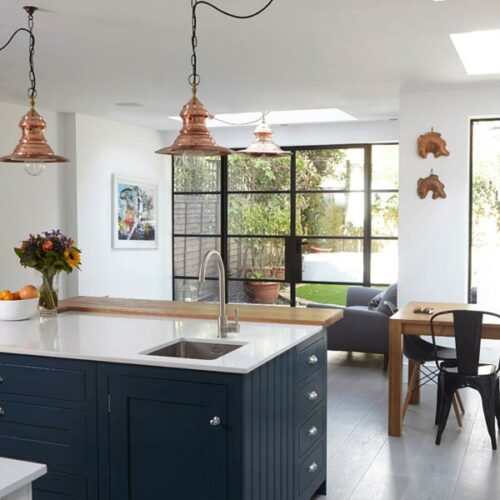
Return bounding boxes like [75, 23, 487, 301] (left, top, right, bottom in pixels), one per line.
[156, 94, 231, 157]
[0, 107, 68, 164]
[239, 118, 290, 157]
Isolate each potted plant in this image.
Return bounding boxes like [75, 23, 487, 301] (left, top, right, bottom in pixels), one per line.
[246, 271, 281, 304]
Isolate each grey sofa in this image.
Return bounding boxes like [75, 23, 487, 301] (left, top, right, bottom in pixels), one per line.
[308, 284, 398, 369]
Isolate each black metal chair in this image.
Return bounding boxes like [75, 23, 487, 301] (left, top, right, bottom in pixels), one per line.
[431, 310, 500, 449]
[383, 301, 465, 425]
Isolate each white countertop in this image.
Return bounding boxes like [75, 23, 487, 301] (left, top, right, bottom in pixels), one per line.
[0, 457, 46, 497]
[0, 313, 322, 374]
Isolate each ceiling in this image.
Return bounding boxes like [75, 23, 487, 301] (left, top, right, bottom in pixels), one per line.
[1, 0, 500, 131]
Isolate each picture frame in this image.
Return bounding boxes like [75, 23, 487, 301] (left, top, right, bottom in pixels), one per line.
[112, 174, 159, 249]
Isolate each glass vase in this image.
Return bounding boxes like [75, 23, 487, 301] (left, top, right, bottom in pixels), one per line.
[37, 271, 60, 317]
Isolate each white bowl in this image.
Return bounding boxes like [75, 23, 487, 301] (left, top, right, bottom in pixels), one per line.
[0, 298, 38, 321]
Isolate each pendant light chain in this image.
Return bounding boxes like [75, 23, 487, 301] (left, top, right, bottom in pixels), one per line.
[0, 8, 37, 105]
[27, 9, 37, 104]
[188, 0, 275, 94]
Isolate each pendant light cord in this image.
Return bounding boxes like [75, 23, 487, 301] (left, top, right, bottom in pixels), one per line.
[189, 0, 275, 91]
[0, 8, 37, 103]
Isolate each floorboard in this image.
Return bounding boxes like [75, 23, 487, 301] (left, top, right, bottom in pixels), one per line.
[312, 350, 500, 500]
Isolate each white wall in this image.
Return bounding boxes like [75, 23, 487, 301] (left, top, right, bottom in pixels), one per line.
[73, 113, 172, 300]
[399, 87, 500, 305]
[164, 119, 399, 148]
[0, 102, 68, 292]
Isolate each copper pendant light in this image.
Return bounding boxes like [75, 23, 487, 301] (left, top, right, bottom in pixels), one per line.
[156, 89, 231, 157]
[0, 6, 68, 175]
[239, 114, 290, 157]
[156, 0, 277, 159]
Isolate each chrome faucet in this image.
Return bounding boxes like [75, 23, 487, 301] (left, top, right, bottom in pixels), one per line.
[199, 250, 240, 338]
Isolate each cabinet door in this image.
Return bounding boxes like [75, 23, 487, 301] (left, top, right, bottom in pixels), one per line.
[108, 374, 228, 500]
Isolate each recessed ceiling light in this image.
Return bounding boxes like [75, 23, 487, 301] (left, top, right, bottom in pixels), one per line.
[450, 30, 500, 75]
[168, 108, 356, 127]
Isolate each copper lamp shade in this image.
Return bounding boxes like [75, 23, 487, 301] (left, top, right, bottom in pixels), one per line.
[156, 94, 231, 157]
[0, 107, 68, 163]
[239, 118, 290, 157]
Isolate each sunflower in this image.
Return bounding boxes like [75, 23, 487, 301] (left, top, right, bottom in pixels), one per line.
[66, 248, 81, 268]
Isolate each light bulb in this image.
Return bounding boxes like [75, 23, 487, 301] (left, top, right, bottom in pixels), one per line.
[181, 152, 206, 170]
[24, 161, 46, 176]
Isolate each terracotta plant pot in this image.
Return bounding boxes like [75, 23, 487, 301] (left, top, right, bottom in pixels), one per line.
[309, 245, 332, 254]
[272, 266, 286, 280]
[247, 281, 281, 304]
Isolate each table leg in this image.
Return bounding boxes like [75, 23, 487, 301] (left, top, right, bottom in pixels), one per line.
[388, 320, 403, 436]
[408, 359, 420, 405]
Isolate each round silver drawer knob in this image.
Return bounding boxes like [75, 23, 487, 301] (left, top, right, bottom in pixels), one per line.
[308, 425, 318, 437]
[307, 390, 319, 401]
[0, 375, 4, 384]
[210, 416, 221, 427]
[307, 354, 318, 365]
[308, 462, 318, 473]
[0, 407, 5, 417]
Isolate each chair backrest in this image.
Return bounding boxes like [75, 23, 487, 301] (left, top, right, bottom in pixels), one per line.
[430, 309, 500, 375]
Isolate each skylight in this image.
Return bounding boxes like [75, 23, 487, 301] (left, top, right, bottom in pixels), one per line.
[168, 108, 356, 127]
[450, 30, 500, 75]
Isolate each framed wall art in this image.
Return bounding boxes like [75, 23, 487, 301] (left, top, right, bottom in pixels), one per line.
[112, 175, 158, 249]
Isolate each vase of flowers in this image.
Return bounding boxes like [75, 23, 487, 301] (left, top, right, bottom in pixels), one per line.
[14, 230, 82, 317]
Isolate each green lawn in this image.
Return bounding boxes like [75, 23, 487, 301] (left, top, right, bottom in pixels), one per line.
[296, 284, 349, 306]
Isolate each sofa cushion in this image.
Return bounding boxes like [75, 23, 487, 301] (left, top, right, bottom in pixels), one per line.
[368, 292, 384, 310]
[376, 283, 398, 315]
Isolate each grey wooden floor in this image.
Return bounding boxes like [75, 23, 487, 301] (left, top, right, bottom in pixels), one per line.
[313, 348, 500, 500]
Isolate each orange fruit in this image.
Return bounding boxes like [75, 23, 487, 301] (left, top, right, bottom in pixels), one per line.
[19, 285, 39, 300]
[0, 290, 14, 301]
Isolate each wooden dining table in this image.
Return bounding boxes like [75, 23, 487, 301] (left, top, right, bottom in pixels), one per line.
[388, 301, 500, 437]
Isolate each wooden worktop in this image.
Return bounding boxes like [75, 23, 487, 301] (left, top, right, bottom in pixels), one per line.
[58, 296, 343, 328]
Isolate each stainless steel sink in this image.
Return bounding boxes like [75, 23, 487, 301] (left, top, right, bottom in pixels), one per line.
[146, 340, 244, 360]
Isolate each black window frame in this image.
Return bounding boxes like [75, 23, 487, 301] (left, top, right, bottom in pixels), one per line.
[172, 142, 399, 306]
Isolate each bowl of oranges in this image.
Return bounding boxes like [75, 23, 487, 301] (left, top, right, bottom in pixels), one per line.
[0, 285, 39, 321]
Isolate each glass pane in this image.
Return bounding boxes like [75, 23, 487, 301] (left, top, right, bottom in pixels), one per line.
[174, 278, 219, 302]
[471, 120, 500, 305]
[296, 283, 350, 306]
[173, 237, 220, 278]
[173, 156, 220, 192]
[302, 239, 363, 282]
[228, 194, 290, 236]
[228, 280, 291, 306]
[296, 193, 364, 237]
[371, 193, 399, 237]
[228, 155, 290, 191]
[371, 239, 398, 284]
[228, 237, 285, 280]
[296, 148, 364, 191]
[174, 194, 220, 235]
[372, 144, 399, 189]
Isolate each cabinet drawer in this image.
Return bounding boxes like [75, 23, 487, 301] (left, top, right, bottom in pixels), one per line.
[0, 400, 86, 468]
[33, 470, 87, 500]
[299, 372, 324, 420]
[0, 362, 86, 402]
[299, 440, 326, 495]
[299, 406, 325, 457]
[298, 337, 325, 381]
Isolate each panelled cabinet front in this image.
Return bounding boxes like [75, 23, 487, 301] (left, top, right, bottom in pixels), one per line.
[105, 373, 228, 500]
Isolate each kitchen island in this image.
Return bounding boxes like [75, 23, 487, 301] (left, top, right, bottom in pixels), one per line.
[0, 301, 342, 500]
